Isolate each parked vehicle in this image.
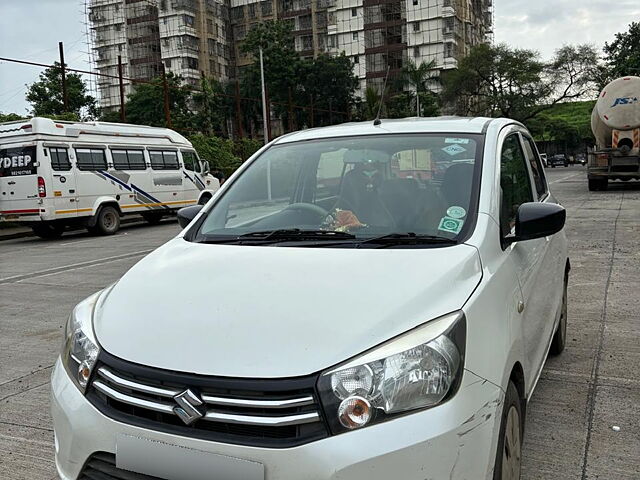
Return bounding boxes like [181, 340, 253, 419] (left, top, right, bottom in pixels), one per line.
[576, 153, 587, 165]
[539, 153, 548, 167]
[51, 117, 569, 480]
[588, 76, 640, 191]
[548, 154, 569, 168]
[0, 117, 219, 238]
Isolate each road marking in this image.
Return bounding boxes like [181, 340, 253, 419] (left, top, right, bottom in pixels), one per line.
[549, 171, 583, 185]
[0, 249, 152, 284]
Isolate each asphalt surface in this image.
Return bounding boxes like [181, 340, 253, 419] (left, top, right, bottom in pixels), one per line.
[0, 166, 638, 479]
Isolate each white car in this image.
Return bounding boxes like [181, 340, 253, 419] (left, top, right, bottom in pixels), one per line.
[51, 117, 569, 480]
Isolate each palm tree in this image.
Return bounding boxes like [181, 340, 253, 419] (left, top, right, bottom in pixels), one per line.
[399, 60, 440, 117]
[364, 86, 381, 120]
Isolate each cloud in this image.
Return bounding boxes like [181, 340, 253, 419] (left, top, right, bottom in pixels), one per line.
[495, 0, 640, 58]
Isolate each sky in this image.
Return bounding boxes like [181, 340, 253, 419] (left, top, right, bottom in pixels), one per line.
[1, 0, 639, 115]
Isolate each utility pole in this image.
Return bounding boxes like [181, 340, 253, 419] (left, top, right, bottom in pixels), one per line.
[117, 55, 126, 122]
[58, 42, 68, 112]
[235, 79, 243, 139]
[259, 46, 268, 144]
[161, 64, 172, 128]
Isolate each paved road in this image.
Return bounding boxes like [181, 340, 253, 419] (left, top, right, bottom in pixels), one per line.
[0, 166, 638, 479]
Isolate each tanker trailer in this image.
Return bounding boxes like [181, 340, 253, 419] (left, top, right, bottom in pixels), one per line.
[588, 76, 640, 190]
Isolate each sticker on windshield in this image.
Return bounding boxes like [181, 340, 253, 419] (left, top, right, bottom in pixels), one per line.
[438, 216, 464, 235]
[442, 145, 466, 156]
[446, 206, 467, 219]
[445, 138, 470, 144]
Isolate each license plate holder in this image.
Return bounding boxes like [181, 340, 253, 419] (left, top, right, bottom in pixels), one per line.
[116, 434, 265, 480]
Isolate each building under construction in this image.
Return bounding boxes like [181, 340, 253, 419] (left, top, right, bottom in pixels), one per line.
[86, 0, 493, 109]
[87, 0, 233, 110]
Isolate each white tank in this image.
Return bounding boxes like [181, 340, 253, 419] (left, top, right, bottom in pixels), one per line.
[592, 76, 640, 148]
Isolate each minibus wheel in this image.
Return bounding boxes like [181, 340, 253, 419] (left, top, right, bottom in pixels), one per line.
[88, 206, 120, 235]
[32, 222, 64, 239]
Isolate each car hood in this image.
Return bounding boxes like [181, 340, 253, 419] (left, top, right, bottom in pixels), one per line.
[94, 238, 482, 378]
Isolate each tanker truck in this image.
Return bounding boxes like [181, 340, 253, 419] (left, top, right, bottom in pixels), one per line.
[588, 76, 640, 191]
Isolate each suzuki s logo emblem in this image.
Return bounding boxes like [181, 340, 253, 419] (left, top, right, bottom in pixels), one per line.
[173, 389, 205, 425]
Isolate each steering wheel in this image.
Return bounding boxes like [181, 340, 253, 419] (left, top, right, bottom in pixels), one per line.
[284, 203, 329, 218]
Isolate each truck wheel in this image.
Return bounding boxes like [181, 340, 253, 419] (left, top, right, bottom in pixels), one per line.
[142, 211, 164, 225]
[493, 381, 523, 480]
[88, 206, 120, 235]
[32, 222, 64, 239]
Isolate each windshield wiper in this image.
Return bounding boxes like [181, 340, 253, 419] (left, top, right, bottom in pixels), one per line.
[240, 229, 357, 242]
[357, 233, 458, 247]
[197, 229, 357, 244]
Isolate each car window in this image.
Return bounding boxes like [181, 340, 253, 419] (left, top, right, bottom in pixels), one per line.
[182, 151, 199, 172]
[500, 134, 534, 236]
[49, 147, 71, 171]
[521, 136, 547, 199]
[196, 134, 483, 243]
[76, 148, 107, 171]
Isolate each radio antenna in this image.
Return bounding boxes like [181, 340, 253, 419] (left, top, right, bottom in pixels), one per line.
[373, 66, 391, 126]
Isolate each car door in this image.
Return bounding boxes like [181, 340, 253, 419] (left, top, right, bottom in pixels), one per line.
[499, 131, 549, 389]
[46, 145, 78, 218]
[181, 150, 205, 204]
[521, 133, 565, 358]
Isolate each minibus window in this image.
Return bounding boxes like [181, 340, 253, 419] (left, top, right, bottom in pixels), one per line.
[150, 151, 179, 170]
[76, 149, 107, 171]
[112, 149, 146, 170]
[182, 151, 199, 172]
[50, 148, 71, 171]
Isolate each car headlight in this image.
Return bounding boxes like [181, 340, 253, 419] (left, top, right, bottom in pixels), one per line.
[317, 311, 465, 433]
[61, 290, 103, 392]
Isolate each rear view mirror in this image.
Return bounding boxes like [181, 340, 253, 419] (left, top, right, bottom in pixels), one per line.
[508, 202, 566, 244]
[177, 205, 203, 228]
[200, 160, 210, 174]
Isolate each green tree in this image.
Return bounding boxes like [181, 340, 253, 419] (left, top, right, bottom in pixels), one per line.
[442, 43, 599, 122]
[398, 60, 440, 116]
[191, 76, 226, 135]
[124, 73, 192, 130]
[603, 22, 640, 80]
[302, 53, 358, 126]
[0, 112, 25, 123]
[26, 63, 97, 119]
[189, 134, 242, 175]
[363, 86, 380, 120]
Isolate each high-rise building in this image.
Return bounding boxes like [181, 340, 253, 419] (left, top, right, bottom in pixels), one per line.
[87, 0, 492, 110]
[87, 0, 232, 111]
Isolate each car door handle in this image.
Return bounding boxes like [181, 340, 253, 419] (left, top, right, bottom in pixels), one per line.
[7, 181, 15, 185]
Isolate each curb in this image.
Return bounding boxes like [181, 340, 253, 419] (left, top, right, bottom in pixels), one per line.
[0, 216, 153, 242]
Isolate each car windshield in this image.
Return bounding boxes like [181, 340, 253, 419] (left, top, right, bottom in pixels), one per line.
[193, 134, 483, 246]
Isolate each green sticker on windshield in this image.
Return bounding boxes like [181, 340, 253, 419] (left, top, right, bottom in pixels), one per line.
[438, 216, 464, 235]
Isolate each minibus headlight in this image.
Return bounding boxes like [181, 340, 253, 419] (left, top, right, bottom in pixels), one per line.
[318, 311, 465, 433]
[61, 291, 102, 393]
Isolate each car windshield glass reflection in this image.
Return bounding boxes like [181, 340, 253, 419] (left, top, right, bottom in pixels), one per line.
[195, 134, 482, 246]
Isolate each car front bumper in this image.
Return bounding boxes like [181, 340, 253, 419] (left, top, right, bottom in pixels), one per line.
[51, 358, 504, 480]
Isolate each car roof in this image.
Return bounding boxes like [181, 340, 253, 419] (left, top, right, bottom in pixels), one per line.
[273, 117, 519, 145]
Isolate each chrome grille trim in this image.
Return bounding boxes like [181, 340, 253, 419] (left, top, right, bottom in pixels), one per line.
[201, 394, 315, 409]
[97, 367, 180, 398]
[92, 380, 175, 414]
[92, 369, 322, 427]
[203, 411, 320, 426]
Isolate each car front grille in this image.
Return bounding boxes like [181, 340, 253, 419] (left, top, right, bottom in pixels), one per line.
[86, 351, 329, 447]
[79, 452, 161, 479]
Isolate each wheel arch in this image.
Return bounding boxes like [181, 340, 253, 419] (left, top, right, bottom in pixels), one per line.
[87, 198, 122, 226]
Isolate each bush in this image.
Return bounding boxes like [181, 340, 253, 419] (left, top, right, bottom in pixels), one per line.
[233, 138, 262, 161]
[189, 134, 242, 175]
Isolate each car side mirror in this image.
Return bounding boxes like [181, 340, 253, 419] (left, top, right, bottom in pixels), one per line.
[177, 205, 204, 229]
[200, 160, 210, 174]
[507, 202, 566, 244]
